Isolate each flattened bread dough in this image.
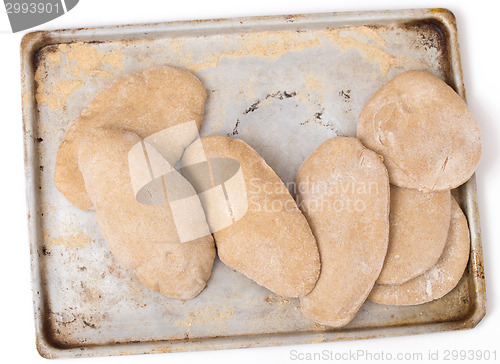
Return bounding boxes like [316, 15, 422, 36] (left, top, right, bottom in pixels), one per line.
[55, 66, 207, 210]
[357, 70, 481, 192]
[181, 135, 320, 298]
[377, 185, 451, 285]
[369, 197, 470, 305]
[297, 137, 390, 327]
[78, 128, 215, 299]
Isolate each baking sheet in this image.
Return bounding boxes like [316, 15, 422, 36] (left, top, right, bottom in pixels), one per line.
[21, 8, 486, 359]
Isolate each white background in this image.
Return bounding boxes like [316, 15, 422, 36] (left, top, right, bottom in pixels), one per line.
[0, 0, 499, 363]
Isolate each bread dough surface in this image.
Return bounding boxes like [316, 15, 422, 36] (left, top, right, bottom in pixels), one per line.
[296, 137, 390, 327]
[357, 70, 481, 191]
[182, 135, 321, 298]
[369, 197, 470, 305]
[55, 66, 207, 210]
[78, 127, 215, 300]
[377, 185, 451, 285]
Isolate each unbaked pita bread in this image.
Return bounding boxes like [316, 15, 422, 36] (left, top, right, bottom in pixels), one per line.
[296, 137, 390, 327]
[369, 197, 470, 305]
[55, 66, 207, 210]
[357, 70, 481, 192]
[181, 135, 320, 298]
[78, 128, 215, 299]
[377, 185, 451, 285]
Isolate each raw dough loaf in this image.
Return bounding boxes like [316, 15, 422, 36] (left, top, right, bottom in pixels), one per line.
[377, 185, 451, 285]
[78, 128, 215, 300]
[55, 66, 207, 210]
[181, 135, 320, 297]
[357, 70, 481, 192]
[369, 197, 470, 305]
[297, 137, 390, 327]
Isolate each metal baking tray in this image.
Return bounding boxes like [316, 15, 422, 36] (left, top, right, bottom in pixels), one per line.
[21, 8, 486, 359]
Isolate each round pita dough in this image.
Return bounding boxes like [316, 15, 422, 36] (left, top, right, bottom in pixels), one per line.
[55, 66, 207, 210]
[357, 70, 481, 192]
[376, 185, 451, 285]
[369, 197, 470, 305]
[296, 137, 390, 327]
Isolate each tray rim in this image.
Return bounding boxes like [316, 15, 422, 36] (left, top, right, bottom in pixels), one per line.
[20, 7, 486, 359]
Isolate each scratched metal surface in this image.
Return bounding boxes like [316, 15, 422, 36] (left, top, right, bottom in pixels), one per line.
[21, 8, 485, 359]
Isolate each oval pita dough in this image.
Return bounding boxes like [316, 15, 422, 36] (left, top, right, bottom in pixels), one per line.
[357, 70, 481, 192]
[181, 135, 320, 298]
[377, 185, 451, 285]
[55, 66, 207, 210]
[369, 197, 470, 305]
[297, 137, 390, 327]
[78, 128, 215, 300]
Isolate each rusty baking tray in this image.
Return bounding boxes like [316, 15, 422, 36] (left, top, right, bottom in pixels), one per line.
[21, 8, 486, 359]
